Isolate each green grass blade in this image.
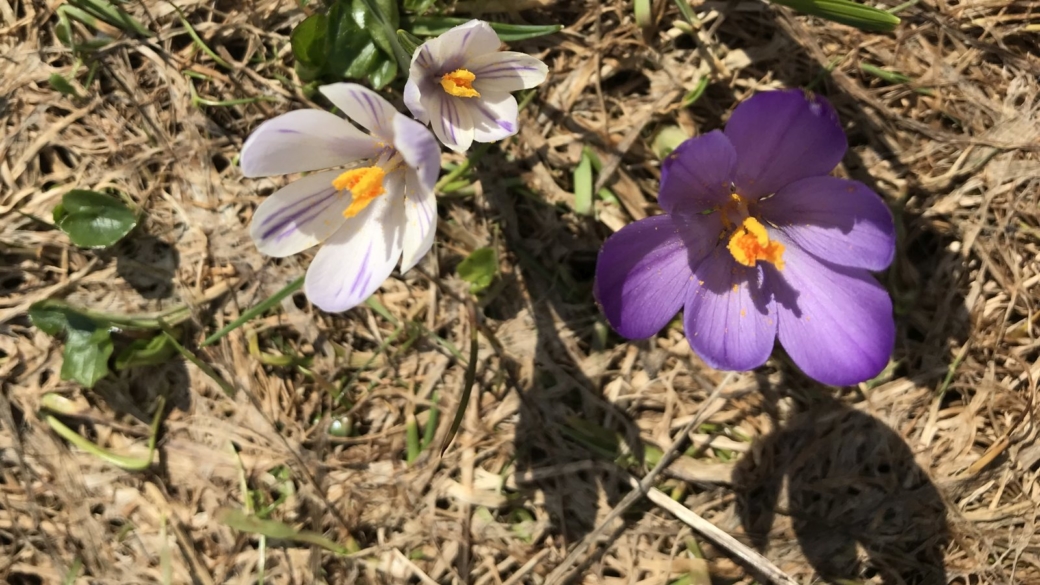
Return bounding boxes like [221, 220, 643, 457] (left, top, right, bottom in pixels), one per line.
[201, 276, 304, 346]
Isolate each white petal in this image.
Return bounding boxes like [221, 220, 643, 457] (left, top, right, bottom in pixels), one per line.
[249, 171, 349, 257]
[425, 20, 501, 70]
[303, 193, 406, 312]
[469, 91, 519, 143]
[392, 114, 441, 194]
[319, 83, 399, 142]
[240, 110, 380, 178]
[470, 51, 549, 93]
[428, 93, 474, 153]
[404, 79, 428, 124]
[399, 168, 437, 272]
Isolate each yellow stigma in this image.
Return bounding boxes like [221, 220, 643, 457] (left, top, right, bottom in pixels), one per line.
[440, 69, 480, 98]
[727, 217, 785, 270]
[332, 166, 386, 218]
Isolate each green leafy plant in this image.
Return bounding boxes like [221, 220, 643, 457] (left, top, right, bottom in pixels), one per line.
[30, 301, 114, 388]
[291, 0, 401, 88]
[53, 190, 137, 249]
[457, 247, 497, 293]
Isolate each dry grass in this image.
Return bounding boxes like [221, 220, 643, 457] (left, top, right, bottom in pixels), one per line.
[1, 0, 1039, 582]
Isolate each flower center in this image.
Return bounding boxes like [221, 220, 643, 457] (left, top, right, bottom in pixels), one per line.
[333, 166, 387, 218]
[727, 217, 785, 270]
[440, 69, 480, 98]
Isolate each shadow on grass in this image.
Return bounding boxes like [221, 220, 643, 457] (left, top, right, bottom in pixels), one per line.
[734, 371, 949, 584]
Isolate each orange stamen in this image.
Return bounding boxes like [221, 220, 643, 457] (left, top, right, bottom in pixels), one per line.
[440, 69, 480, 98]
[727, 217, 785, 270]
[333, 166, 386, 218]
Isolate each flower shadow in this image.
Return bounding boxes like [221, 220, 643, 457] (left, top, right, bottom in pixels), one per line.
[733, 372, 949, 584]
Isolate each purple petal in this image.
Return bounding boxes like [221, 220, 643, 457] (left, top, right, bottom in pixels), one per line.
[760, 176, 895, 271]
[595, 213, 721, 339]
[304, 194, 405, 312]
[392, 114, 440, 194]
[428, 92, 474, 153]
[319, 83, 399, 141]
[240, 110, 380, 177]
[467, 91, 518, 143]
[658, 130, 738, 214]
[249, 171, 349, 257]
[770, 238, 895, 386]
[724, 89, 847, 199]
[684, 254, 777, 372]
[469, 51, 549, 93]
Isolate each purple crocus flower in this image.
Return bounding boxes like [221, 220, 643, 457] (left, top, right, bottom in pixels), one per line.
[240, 83, 440, 313]
[594, 90, 896, 386]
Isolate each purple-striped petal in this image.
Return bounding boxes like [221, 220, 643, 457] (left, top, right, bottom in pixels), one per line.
[249, 171, 349, 257]
[467, 91, 518, 143]
[392, 114, 440, 194]
[770, 237, 895, 386]
[400, 168, 437, 272]
[428, 92, 474, 153]
[469, 51, 549, 93]
[596, 214, 698, 339]
[684, 254, 777, 372]
[760, 176, 895, 271]
[240, 110, 380, 178]
[724, 89, 846, 199]
[658, 130, 737, 214]
[319, 83, 399, 142]
[426, 20, 502, 70]
[304, 194, 405, 312]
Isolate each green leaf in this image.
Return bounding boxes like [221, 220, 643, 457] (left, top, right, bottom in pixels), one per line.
[768, 0, 900, 32]
[62, 321, 113, 388]
[55, 190, 137, 249]
[408, 17, 562, 41]
[351, 0, 399, 58]
[291, 13, 328, 66]
[457, 247, 497, 293]
[403, 0, 437, 14]
[49, 74, 81, 97]
[573, 150, 594, 216]
[396, 28, 422, 56]
[367, 55, 398, 89]
[29, 300, 78, 336]
[652, 125, 689, 159]
[215, 508, 357, 555]
[115, 333, 177, 370]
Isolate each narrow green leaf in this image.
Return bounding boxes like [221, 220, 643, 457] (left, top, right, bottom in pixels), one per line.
[860, 63, 910, 83]
[682, 76, 709, 107]
[68, 0, 153, 37]
[457, 247, 497, 293]
[573, 150, 594, 216]
[49, 74, 81, 97]
[403, 0, 437, 13]
[396, 29, 422, 56]
[215, 508, 356, 555]
[634, 0, 654, 28]
[201, 276, 304, 347]
[115, 333, 177, 370]
[653, 125, 689, 159]
[42, 394, 165, 470]
[768, 0, 900, 32]
[55, 190, 136, 249]
[408, 17, 562, 41]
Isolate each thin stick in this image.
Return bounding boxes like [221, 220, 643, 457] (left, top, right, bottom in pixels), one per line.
[637, 479, 798, 585]
[544, 372, 735, 584]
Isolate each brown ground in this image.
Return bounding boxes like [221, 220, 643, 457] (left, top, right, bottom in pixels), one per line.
[1, 0, 1039, 583]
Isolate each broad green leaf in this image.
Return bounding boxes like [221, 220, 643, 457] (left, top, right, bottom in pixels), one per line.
[55, 190, 137, 249]
[115, 333, 177, 370]
[367, 55, 398, 90]
[351, 0, 399, 58]
[457, 247, 497, 293]
[29, 300, 78, 336]
[62, 322, 113, 388]
[768, 0, 900, 32]
[291, 13, 328, 66]
[408, 17, 562, 41]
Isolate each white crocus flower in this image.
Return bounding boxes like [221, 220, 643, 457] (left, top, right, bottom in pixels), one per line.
[404, 19, 549, 152]
[240, 83, 440, 313]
